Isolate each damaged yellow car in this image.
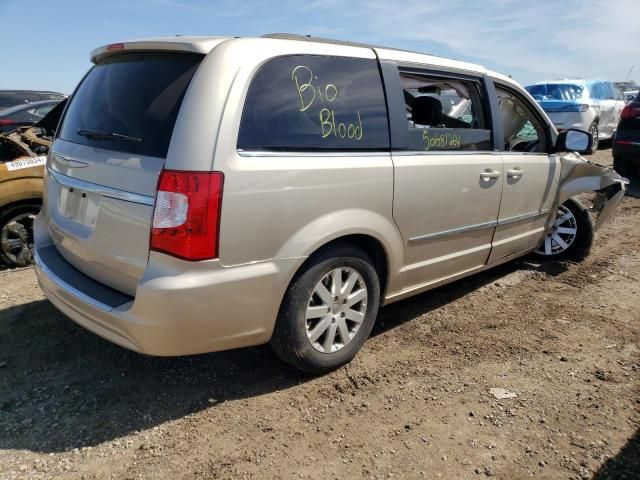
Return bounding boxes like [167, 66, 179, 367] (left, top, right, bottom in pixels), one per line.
[0, 101, 64, 266]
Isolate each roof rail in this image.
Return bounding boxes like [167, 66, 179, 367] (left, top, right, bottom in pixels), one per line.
[261, 32, 445, 60]
[261, 33, 387, 50]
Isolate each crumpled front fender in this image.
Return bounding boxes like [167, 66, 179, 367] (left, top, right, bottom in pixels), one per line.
[556, 153, 628, 231]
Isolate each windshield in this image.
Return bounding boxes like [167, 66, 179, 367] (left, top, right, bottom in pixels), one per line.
[59, 52, 203, 158]
[526, 84, 584, 101]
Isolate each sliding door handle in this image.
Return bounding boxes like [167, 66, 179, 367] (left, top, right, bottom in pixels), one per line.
[480, 169, 502, 180]
[507, 167, 524, 178]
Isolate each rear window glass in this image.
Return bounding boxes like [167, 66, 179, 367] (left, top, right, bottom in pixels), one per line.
[59, 52, 202, 158]
[526, 84, 584, 101]
[237, 55, 389, 151]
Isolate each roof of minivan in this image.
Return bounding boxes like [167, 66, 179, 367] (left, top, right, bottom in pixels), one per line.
[89, 34, 521, 89]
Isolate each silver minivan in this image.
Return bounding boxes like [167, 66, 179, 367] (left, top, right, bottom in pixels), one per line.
[35, 35, 627, 373]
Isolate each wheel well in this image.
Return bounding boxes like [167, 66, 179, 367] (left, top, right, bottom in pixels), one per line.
[593, 117, 600, 126]
[304, 234, 389, 300]
[0, 198, 42, 215]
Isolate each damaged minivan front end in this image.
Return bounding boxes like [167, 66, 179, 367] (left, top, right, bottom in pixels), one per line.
[556, 153, 628, 231]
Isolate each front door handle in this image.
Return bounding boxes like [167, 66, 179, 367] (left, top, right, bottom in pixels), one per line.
[507, 167, 524, 178]
[480, 169, 501, 180]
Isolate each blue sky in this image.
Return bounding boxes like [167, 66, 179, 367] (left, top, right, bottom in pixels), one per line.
[1, 0, 638, 94]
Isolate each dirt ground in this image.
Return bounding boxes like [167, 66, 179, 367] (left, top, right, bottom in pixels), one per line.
[0, 148, 638, 480]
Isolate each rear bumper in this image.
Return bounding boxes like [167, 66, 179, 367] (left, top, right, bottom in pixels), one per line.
[547, 111, 592, 132]
[35, 244, 301, 356]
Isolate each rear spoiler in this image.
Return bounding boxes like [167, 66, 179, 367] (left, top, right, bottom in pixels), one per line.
[90, 37, 229, 63]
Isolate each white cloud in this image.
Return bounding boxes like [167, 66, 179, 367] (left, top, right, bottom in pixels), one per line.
[302, 0, 640, 84]
[112, 0, 640, 85]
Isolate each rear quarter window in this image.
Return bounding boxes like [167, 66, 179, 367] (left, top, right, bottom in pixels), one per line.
[237, 55, 389, 151]
[59, 52, 202, 158]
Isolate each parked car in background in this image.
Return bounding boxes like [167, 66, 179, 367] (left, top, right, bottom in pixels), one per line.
[0, 90, 66, 110]
[613, 92, 640, 177]
[526, 80, 627, 153]
[614, 81, 638, 102]
[0, 100, 61, 133]
[34, 35, 626, 373]
[0, 100, 64, 266]
[623, 90, 639, 103]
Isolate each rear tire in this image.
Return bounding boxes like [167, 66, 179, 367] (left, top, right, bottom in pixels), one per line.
[534, 198, 593, 262]
[270, 244, 380, 374]
[0, 203, 40, 267]
[588, 123, 599, 154]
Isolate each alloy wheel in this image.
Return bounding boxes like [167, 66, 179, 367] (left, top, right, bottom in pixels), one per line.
[1, 213, 36, 266]
[535, 205, 578, 256]
[305, 267, 368, 353]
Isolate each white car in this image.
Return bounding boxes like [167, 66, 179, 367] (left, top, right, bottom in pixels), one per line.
[623, 89, 639, 103]
[526, 80, 627, 153]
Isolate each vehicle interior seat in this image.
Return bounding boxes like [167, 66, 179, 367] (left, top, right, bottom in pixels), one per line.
[412, 95, 472, 130]
[412, 96, 444, 127]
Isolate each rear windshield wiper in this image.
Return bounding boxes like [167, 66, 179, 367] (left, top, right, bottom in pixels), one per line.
[77, 129, 143, 143]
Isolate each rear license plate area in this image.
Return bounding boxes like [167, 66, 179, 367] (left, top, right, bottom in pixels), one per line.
[58, 186, 100, 226]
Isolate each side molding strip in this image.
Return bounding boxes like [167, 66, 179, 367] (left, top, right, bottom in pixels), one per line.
[408, 220, 497, 244]
[408, 209, 549, 244]
[498, 209, 550, 226]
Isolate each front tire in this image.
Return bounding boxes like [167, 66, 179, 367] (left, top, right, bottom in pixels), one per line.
[534, 198, 593, 262]
[271, 245, 381, 374]
[588, 122, 599, 154]
[0, 203, 40, 267]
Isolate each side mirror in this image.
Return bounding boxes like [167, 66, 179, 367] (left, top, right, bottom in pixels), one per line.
[556, 128, 592, 154]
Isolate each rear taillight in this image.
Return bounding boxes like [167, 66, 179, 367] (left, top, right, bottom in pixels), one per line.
[0, 119, 16, 126]
[621, 104, 640, 120]
[150, 170, 224, 261]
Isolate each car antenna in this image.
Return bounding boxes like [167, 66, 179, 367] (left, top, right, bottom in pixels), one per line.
[625, 65, 634, 82]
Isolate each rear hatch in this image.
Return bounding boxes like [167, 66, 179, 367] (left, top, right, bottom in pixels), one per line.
[537, 100, 585, 128]
[45, 51, 203, 295]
